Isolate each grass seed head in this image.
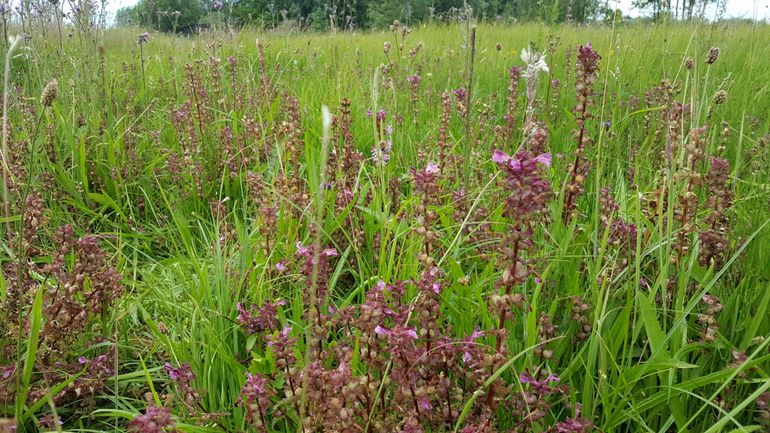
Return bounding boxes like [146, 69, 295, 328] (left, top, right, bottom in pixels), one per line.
[40, 78, 58, 108]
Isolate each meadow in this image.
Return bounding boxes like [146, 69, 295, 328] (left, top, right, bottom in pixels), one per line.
[1, 18, 770, 433]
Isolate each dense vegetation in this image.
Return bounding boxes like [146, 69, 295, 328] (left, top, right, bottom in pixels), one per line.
[1, 14, 770, 433]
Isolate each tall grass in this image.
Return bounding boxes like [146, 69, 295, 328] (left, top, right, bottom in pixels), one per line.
[1, 19, 769, 432]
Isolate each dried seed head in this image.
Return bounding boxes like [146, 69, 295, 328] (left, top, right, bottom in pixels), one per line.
[705, 47, 720, 65]
[40, 79, 58, 108]
[713, 89, 727, 105]
[684, 57, 694, 70]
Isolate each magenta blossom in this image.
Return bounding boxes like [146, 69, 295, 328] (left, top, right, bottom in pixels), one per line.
[431, 282, 441, 294]
[296, 240, 311, 255]
[1, 364, 15, 380]
[452, 87, 468, 100]
[407, 74, 422, 86]
[520, 372, 560, 393]
[493, 149, 551, 169]
[128, 405, 174, 433]
[295, 241, 337, 258]
[165, 362, 195, 382]
[374, 325, 418, 340]
[366, 108, 387, 123]
[462, 329, 484, 364]
[418, 396, 433, 411]
[236, 299, 286, 334]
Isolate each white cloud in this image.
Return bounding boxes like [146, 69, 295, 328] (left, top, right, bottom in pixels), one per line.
[107, 0, 140, 14]
[612, 0, 770, 19]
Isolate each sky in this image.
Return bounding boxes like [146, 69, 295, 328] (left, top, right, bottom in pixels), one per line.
[105, 0, 770, 20]
[615, 0, 770, 18]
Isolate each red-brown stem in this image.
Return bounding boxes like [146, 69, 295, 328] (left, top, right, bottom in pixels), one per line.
[675, 159, 699, 263]
[444, 361, 453, 424]
[188, 72, 205, 138]
[496, 236, 520, 353]
[563, 114, 588, 223]
[256, 400, 268, 432]
[284, 364, 306, 433]
[399, 352, 422, 420]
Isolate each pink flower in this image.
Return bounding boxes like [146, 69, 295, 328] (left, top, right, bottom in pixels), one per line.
[418, 396, 433, 411]
[1, 365, 15, 379]
[452, 87, 467, 100]
[519, 372, 560, 393]
[492, 149, 511, 164]
[128, 405, 174, 433]
[375, 324, 418, 340]
[407, 74, 421, 86]
[493, 150, 551, 169]
[534, 153, 552, 167]
[295, 241, 310, 256]
[431, 282, 441, 294]
[425, 162, 440, 174]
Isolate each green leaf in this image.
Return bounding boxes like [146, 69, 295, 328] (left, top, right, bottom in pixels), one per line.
[17, 286, 44, 420]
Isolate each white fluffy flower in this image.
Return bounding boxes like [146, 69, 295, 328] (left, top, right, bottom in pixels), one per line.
[520, 48, 549, 77]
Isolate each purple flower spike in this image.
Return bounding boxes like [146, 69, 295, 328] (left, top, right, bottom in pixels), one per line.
[128, 405, 175, 433]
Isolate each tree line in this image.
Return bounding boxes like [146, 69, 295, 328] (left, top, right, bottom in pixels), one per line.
[115, 0, 727, 32]
[115, 0, 609, 32]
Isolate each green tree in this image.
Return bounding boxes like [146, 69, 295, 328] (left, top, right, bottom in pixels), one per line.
[115, 6, 138, 26]
[367, 0, 429, 27]
[128, 0, 206, 32]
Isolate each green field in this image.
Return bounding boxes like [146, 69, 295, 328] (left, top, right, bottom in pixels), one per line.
[1, 20, 770, 433]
